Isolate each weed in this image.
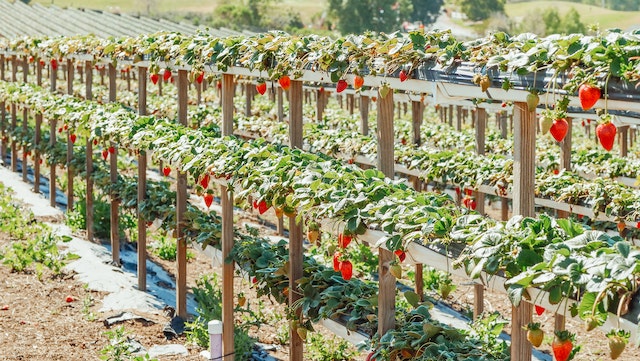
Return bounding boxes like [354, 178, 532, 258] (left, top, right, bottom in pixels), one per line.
[100, 326, 157, 361]
[150, 234, 194, 262]
[305, 332, 357, 361]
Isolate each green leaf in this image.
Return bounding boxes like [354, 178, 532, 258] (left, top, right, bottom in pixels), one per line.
[404, 291, 420, 308]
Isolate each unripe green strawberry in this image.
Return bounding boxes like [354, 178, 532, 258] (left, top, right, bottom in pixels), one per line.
[526, 92, 539, 109]
[539, 115, 553, 135]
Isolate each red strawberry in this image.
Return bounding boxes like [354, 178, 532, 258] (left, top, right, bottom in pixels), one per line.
[636, 221, 640, 229]
[454, 187, 461, 196]
[252, 277, 258, 284]
[28, 56, 34, 63]
[399, 70, 408, 82]
[102, 149, 109, 160]
[58, 127, 63, 133]
[93, 139, 98, 146]
[70, 134, 77, 144]
[338, 233, 352, 248]
[465, 189, 473, 196]
[578, 83, 601, 111]
[63, 124, 68, 130]
[252, 200, 258, 209]
[257, 200, 269, 215]
[108, 146, 115, 154]
[278, 75, 291, 91]
[534, 305, 545, 316]
[365, 352, 374, 361]
[199, 174, 210, 188]
[549, 118, 569, 142]
[353, 75, 364, 89]
[596, 121, 616, 151]
[336, 79, 348, 93]
[394, 249, 406, 262]
[163, 69, 172, 82]
[553, 169, 559, 175]
[50, 59, 58, 70]
[203, 194, 214, 208]
[256, 82, 267, 95]
[333, 252, 342, 272]
[65, 295, 74, 303]
[196, 72, 205, 84]
[39, 60, 45, 67]
[216, 81, 222, 89]
[150, 73, 159, 85]
[501, 101, 507, 108]
[552, 330, 574, 361]
[162, 166, 171, 177]
[319, 86, 325, 93]
[1, 305, 9, 310]
[340, 260, 353, 280]
[469, 199, 477, 210]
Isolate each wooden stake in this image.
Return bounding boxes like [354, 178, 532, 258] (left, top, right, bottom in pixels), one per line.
[474, 284, 485, 319]
[288, 80, 304, 361]
[108, 63, 120, 266]
[10, 103, 16, 172]
[0, 100, 4, 166]
[34, 114, 42, 193]
[277, 87, 284, 122]
[474, 108, 486, 215]
[85, 60, 94, 243]
[377, 89, 396, 336]
[360, 96, 370, 136]
[137, 66, 148, 291]
[620, 126, 628, 157]
[221, 73, 235, 361]
[512, 101, 536, 361]
[22, 108, 28, 182]
[66, 59, 74, 211]
[500, 113, 509, 221]
[245, 83, 253, 116]
[176, 69, 189, 319]
[49, 118, 57, 208]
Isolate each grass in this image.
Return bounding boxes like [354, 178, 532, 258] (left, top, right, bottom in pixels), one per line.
[505, 1, 640, 32]
[32, 0, 327, 25]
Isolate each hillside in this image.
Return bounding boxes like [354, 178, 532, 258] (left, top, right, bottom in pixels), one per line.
[505, 1, 640, 31]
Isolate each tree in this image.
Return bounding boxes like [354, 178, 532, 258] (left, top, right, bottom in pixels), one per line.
[458, 0, 505, 21]
[410, 0, 443, 25]
[328, 0, 412, 34]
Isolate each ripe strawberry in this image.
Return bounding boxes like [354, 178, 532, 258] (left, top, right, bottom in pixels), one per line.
[394, 249, 406, 262]
[578, 83, 601, 111]
[58, 127, 63, 133]
[553, 169, 559, 175]
[552, 330, 574, 361]
[617, 221, 626, 233]
[252, 200, 258, 209]
[469, 199, 477, 210]
[338, 233, 352, 248]
[636, 221, 640, 229]
[455, 187, 461, 196]
[216, 81, 222, 89]
[353, 75, 364, 90]
[51, 59, 58, 70]
[93, 139, 98, 146]
[256, 82, 267, 95]
[340, 260, 353, 280]
[596, 121, 616, 151]
[63, 124, 68, 131]
[333, 252, 342, 272]
[608, 330, 629, 360]
[389, 264, 402, 278]
[257, 200, 269, 215]
[399, 70, 408, 82]
[199, 174, 210, 188]
[65, 295, 74, 303]
[196, 72, 205, 84]
[163, 69, 172, 82]
[162, 166, 171, 177]
[39, 59, 45, 67]
[102, 149, 109, 160]
[365, 352, 374, 361]
[252, 276, 258, 284]
[534, 305, 545, 316]
[526, 322, 544, 347]
[549, 118, 569, 142]
[203, 194, 213, 208]
[465, 188, 473, 196]
[501, 101, 507, 108]
[307, 229, 320, 244]
[278, 75, 291, 91]
[336, 79, 348, 93]
[70, 134, 77, 144]
[150, 73, 160, 85]
[108, 146, 115, 154]
[28, 56, 34, 64]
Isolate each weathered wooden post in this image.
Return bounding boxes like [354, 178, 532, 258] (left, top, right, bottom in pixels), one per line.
[221, 73, 236, 361]
[66, 59, 74, 211]
[10, 56, 17, 172]
[377, 88, 396, 336]
[411, 99, 424, 300]
[512, 101, 536, 361]
[619, 125, 628, 157]
[137, 65, 148, 291]
[289, 79, 304, 361]
[176, 69, 189, 319]
[360, 95, 370, 136]
[85, 60, 94, 243]
[108, 63, 120, 265]
[500, 113, 509, 221]
[474, 107, 486, 215]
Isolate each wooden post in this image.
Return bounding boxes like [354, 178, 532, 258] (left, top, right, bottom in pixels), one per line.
[34, 114, 42, 193]
[176, 69, 189, 319]
[456, 106, 462, 131]
[377, 89, 396, 336]
[474, 284, 485, 319]
[448, 104, 453, 126]
[288, 79, 304, 361]
[245, 83, 253, 116]
[360, 96, 370, 136]
[22, 108, 28, 182]
[511, 101, 536, 361]
[49, 117, 57, 207]
[500, 113, 509, 221]
[108, 63, 120, 266]
[22, 56, 28, 83]
[196, 76, 202, 105]
[0, 54, 4, 81]
[474, 108, 486, 215]
[137, 66, 148, 291]
[36, 57, 42, 86]
[316, 89, 324, 122]
[221, 73, 235, 361]
[50, 58, 57, 93]
[347, 93, 354, 115]
[620, 126, 628, 157]
[277, 87, 284, 122]
[10, 103, 16, 172]
[66, 59, 74, 211]
[411, 100, 424, 300]
[0, 100, 4, 166]
[85, 60, 94, 243]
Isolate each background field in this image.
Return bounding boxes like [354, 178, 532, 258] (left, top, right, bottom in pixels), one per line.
[505, 1, 640, 31]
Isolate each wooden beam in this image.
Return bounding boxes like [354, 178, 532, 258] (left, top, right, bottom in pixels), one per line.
[137, 66, 148, 291]
[176, 69, 189, 319]
[108, 63, 120, 266]
[511, 101, 536, 361]
[85, 60, 94, 243]
[221, 73, 235, 361]
[377, 89, 396, 336]
[289, 79, 304, 361]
